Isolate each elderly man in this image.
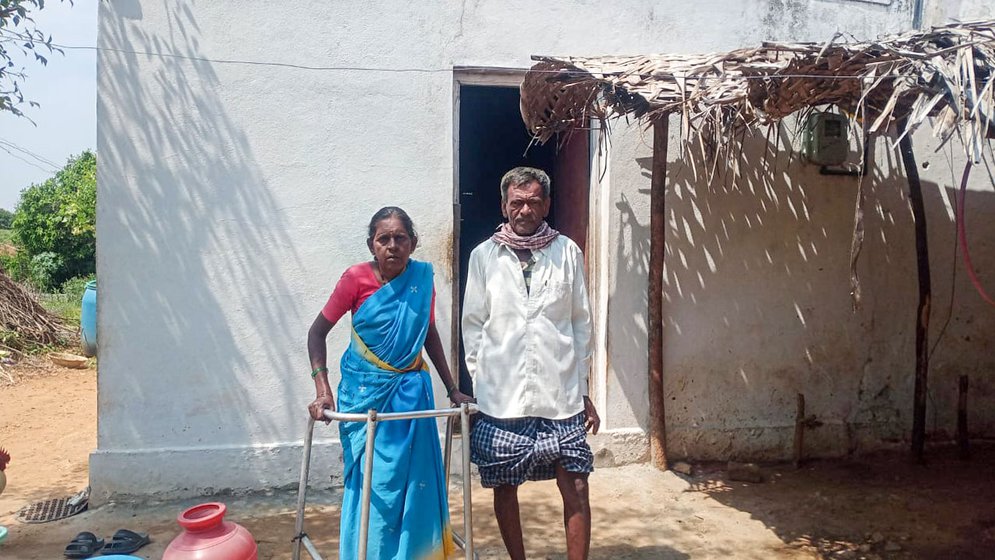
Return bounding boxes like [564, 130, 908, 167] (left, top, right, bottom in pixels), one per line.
[462, 166, 599, 560]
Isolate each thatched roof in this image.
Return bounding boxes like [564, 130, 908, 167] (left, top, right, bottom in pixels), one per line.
[521, 20, 995, 159]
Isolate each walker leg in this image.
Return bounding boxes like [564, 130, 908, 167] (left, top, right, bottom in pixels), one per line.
[294, 406, 474, 559]
[460, 403, 474, 560]
[293, 417, 318, 560]
[357, 409, 379, 560]
[448, 409, 479, 559]
[443, 414, 454, 489]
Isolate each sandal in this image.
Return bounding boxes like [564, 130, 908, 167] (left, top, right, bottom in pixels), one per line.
[99, 529, 150, 555]
[64, 531, 105, 559]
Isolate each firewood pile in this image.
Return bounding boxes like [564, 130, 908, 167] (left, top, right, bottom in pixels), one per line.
[0, 271, 74, 351]
[521, 20, 995, 161]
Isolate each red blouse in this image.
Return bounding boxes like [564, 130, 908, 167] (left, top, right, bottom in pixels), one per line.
[321, 262, 436, 325]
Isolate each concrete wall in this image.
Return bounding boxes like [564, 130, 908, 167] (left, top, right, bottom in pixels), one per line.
[603, 121, 995, 462]
[94, 0, 993, 499]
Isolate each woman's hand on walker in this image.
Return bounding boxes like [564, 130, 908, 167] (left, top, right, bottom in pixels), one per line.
[449, 390, 476, 406]
[309, 393, 336, 422]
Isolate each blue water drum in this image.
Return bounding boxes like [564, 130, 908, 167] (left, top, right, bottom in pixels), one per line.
[80, 280, 97, 357]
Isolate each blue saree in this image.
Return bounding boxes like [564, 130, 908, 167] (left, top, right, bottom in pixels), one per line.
[337, 260, 454, 560]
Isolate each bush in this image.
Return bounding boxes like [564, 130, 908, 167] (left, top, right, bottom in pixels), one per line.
[35, 275, 95, 327]
[0, 251, 67, 293]
[0, 251, 29, 281]
[12, 151, 96, 290]
[28, 251, 61, 291]
[59, 275, 94, 301]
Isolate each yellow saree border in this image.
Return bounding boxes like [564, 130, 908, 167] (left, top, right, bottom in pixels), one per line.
[351, 327, 426, 373]
[417, 524, 457, 560]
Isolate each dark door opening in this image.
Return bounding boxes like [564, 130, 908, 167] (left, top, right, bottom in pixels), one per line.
[456, 83, 590, 395]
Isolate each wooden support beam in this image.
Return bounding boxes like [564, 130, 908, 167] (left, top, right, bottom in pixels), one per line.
[648, 117, 669, 470]
[793, 393, 805, 468]
[898, 126, 931, 463]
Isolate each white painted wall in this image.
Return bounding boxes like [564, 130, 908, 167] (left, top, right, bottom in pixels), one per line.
[924, 0, 995, 27]
[94, 0, 993, 499]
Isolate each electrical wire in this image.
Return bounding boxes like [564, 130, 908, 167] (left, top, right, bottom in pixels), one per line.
[0, 143, 56, 174]
[0, 139, 60, 170]
[0, 29, 957, 81]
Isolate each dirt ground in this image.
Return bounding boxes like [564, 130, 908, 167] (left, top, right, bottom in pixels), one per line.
[1, 360, 993, 559]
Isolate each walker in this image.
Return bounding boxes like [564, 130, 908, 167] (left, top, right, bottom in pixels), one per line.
[292, 403, 479, 560]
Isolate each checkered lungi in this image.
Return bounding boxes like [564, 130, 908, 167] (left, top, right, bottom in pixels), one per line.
[470, 412, 594, 488]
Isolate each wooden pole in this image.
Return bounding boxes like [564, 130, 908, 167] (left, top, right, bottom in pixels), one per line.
[898, 125, 931, 463]
[648, 117, 669, 470]
[793, 393, 805, 468]
[958, 375, 970, 460]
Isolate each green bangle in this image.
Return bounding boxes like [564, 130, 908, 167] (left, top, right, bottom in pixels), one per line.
[310, 366, 328, 379]
[446, 385, 456, 397]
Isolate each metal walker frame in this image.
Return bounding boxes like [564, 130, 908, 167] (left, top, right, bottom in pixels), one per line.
[292, 403, 479, 560]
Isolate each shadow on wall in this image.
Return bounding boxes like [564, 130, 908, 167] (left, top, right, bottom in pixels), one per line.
[97, 2, 305, 471]
[606, 117, 995, 460]
[610, 185, 651, 432]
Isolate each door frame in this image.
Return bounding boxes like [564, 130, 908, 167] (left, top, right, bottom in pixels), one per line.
[450, 66, 606, 411]
[450, 67, 526, 389]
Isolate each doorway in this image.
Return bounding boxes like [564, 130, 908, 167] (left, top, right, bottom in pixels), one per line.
[453, 74, 590, 394]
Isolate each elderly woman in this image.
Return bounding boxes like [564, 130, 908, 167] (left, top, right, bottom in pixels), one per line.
[307, 206, 473, 560]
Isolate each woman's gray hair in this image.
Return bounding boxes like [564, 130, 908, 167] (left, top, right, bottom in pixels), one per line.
[367, 206, 417, 242]
[500, 167, 551, 201]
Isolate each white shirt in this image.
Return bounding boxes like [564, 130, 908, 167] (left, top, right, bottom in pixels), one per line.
[462, 235, 593, 419]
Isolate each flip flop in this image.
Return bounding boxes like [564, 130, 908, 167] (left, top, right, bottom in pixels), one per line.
[64, 531, 105, 559]
[99, 529, 150, 555]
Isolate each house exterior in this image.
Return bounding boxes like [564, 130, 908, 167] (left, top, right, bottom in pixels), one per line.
[93, 0, 995, 500]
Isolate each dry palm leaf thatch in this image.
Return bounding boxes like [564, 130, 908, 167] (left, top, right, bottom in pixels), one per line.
[521, 20, 995, 161]
[0, 271, 74, 350]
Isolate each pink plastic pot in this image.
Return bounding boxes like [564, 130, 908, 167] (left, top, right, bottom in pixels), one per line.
[163, 502, 258, 560]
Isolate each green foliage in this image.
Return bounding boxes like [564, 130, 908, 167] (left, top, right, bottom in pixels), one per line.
[58, 274, 93, 300]
[27, 250, 59, 288]
[0, 209, 13, 229]
[11, 150, 95, 290]
[40, 273, 94, 325]
[0, 249, 29, 280]
[0, 0, 69, 118]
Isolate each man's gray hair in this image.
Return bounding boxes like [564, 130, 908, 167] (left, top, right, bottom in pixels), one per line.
[500, 167, 551, 201]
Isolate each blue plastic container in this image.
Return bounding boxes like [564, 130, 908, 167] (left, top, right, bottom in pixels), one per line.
[80, 280, 97, 357]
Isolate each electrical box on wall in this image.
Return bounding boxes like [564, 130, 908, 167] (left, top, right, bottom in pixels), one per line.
[803, 112, 849, 166]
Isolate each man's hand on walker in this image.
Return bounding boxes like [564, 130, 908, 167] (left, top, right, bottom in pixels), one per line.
[308, 393, 336, 423]
[583, 396, 600, 434]
[449, 390, 476, 406]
